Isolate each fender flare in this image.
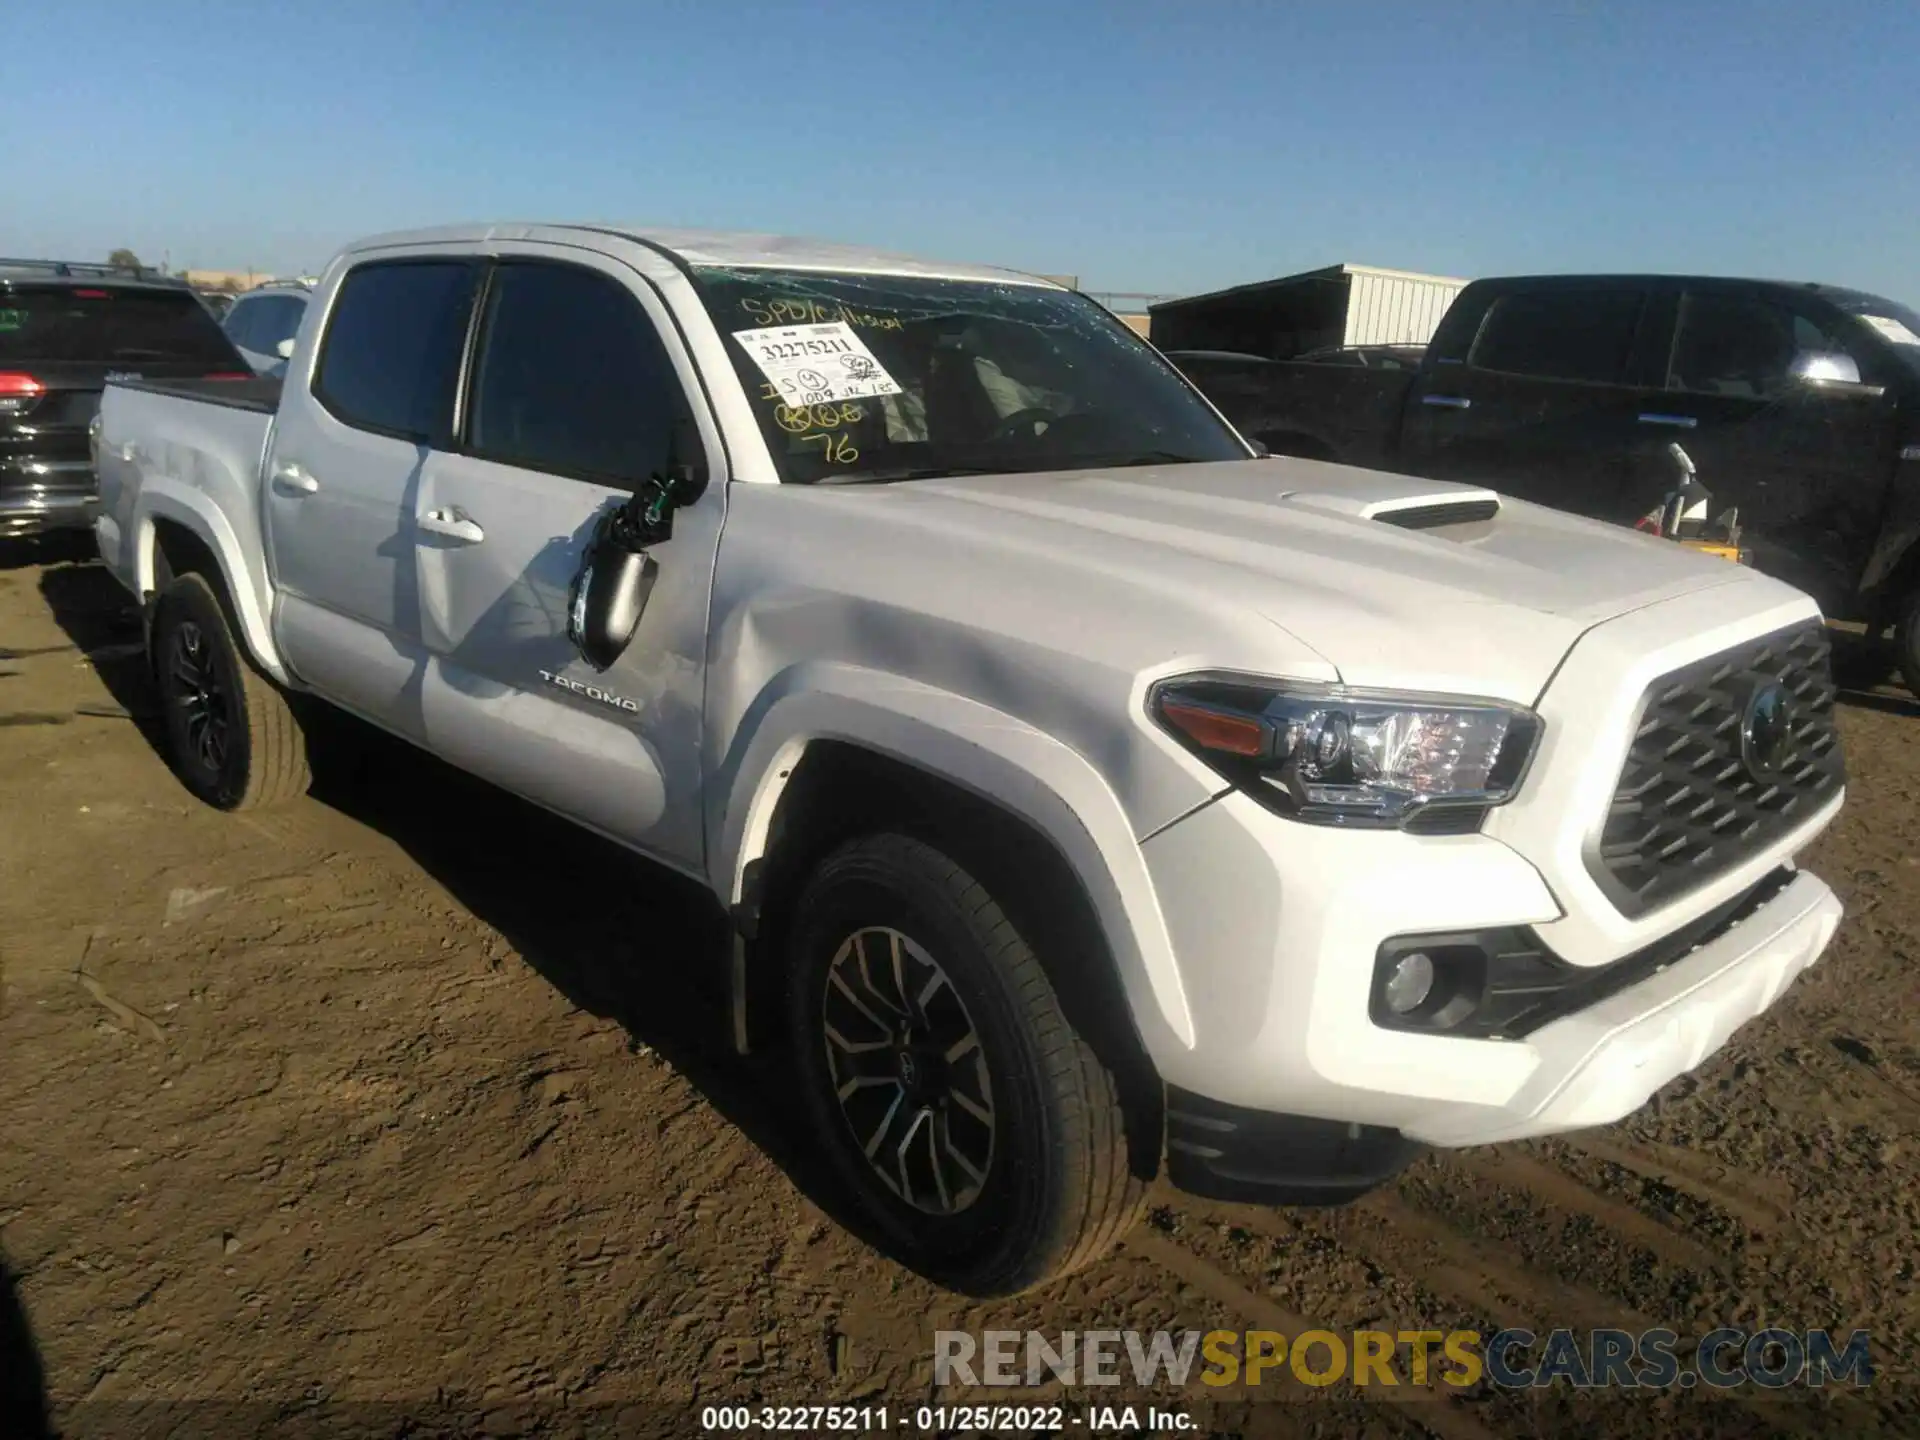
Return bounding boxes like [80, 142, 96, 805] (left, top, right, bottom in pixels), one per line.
[708, 662, 1198, 1055]
[135, 479, 291, 685]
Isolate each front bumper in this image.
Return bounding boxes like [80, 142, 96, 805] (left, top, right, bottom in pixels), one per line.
[1138, 785, 1842, 1156]
[1403, 868, 1839, 1146]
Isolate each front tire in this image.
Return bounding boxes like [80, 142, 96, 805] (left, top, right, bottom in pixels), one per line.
[785, 833, 1145, 1295]
[151, 573, 310, 811]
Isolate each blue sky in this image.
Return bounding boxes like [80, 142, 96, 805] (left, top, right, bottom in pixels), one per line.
[4, 0, 1914, 302]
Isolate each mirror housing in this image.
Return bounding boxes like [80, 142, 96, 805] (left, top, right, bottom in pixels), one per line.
[275, 336, 297, 361]
[565, 420, 709, 672]
[569, 544, 659, 672]
[1789, 348, 1881, 394]
[1247, 438, 1271, 458]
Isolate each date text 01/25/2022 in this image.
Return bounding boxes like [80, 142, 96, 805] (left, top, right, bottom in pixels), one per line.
[697, 1404, 1196, 1432]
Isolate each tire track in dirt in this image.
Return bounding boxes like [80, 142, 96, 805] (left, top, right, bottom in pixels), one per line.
[1557, 1133, 1795, 1238]
[1235, 1187, 1871, 1440]
[1124, 1226, 1504, 1440]
[1456, 1150, 1734, 1280]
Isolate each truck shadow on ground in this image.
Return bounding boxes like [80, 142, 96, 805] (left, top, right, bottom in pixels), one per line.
[304, 709, 914, 1267]
[31, 558, 907, 1272]
[0, 1255, 52, 1440]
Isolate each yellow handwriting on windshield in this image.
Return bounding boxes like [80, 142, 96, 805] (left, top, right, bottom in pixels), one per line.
[741, 296, 904, 332]
[801, 432, 859, 464]
[776, 402, 864, 435]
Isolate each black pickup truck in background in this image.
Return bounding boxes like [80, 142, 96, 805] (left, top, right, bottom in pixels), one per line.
[1168, 274, 1920, 693]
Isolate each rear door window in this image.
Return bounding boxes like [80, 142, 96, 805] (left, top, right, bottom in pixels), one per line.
[314, 261, 479, 440]
[464, 261, 690, 482]
[1469, 288, 1647, 384]
[0, 286, 241, 365]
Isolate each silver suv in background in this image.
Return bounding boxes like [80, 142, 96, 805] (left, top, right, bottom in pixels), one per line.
[221, 278, 312, 376]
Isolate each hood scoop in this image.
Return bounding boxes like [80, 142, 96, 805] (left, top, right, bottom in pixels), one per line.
[1280, 484, 1504, 531]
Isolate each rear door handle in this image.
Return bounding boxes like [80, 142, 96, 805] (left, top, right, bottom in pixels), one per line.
[270, 460, 319, 494]
[417, 507, 485, 544]
[1420, 395, 1471, 410]
[1637, 412, 1698, 429]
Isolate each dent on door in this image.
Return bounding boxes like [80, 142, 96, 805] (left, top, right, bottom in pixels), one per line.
[412, 461, 709, 857]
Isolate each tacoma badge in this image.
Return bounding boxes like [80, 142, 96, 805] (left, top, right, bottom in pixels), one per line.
[537, 669, 640, 713]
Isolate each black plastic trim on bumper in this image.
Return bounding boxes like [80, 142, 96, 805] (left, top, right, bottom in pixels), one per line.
[1164, 1088, 1425, 1207]
[1370, 865, 1797, 1041]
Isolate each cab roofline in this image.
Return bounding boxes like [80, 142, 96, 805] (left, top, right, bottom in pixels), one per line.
[338, 223, 1065, 289]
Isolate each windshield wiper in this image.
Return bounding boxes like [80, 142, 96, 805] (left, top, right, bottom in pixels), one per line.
[1079, 449, 1215, 468]
[810, 465, 1005, 486]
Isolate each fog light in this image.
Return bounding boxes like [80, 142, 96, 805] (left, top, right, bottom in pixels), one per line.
[1383, 951, 1435, 1014]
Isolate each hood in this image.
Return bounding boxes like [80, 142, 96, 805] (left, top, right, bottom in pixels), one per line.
[886, 457, 1773, 705]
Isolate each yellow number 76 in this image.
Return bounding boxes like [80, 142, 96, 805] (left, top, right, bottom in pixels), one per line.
[803, 432, 858, 464]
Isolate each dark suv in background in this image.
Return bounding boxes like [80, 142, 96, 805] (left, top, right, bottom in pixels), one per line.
[1, 260, 248, 539]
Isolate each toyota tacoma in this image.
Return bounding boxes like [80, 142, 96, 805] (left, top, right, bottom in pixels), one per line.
[91, 224, 1846, 1295]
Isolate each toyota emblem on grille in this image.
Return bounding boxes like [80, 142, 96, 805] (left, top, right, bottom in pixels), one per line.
[1741, 679, 1795, 781]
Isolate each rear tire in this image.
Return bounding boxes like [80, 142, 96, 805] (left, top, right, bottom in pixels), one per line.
[151, 573, 309, 811]
[1897, 588, 1920, 700]
[784, 832, 1145, 1295]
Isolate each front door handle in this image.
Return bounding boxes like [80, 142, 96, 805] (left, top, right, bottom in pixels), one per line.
[270, 460, 319, 495]
[1420, 394, 1471, 410]
[1637, 412, 1699, 429]
[417, 508, 485, 544]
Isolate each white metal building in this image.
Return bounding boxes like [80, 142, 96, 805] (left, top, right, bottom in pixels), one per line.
[1147, 263, 1469, 358]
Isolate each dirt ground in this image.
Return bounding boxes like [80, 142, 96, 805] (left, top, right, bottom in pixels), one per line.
[2, 541, 1918, 1440]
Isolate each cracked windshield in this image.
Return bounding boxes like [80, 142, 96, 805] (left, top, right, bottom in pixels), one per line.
[692, 267, 1247, 484]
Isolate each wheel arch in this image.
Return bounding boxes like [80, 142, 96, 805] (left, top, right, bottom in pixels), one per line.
[136, 484, 287, 683]
[710, 667, 1196, 1065]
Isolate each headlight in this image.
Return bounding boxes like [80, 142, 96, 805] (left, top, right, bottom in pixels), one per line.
[1150, 675, 1541, 829]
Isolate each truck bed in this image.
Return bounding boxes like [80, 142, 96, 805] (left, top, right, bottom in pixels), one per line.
[114, 374, 282, 415]
[1171, 355, 1414, 468]
[93, 377, 279, 633]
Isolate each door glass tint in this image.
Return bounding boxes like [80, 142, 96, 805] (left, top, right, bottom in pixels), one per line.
[467, 262, 688, 482]
[0, 286, 242, 366]
[1667, 293, 1851, 398]
[315, 261, 478, 440]
[1470, 288, 1645, 384]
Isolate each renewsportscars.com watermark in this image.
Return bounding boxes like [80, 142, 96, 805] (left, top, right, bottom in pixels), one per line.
[935, 1327, 1873, 1390]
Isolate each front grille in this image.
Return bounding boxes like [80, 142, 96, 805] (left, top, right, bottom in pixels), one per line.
[1589, 621, 1843, 917]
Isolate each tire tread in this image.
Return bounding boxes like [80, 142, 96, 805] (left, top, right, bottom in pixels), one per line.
[792, 832, 1144, 1295]
[154, 572, 309, 811]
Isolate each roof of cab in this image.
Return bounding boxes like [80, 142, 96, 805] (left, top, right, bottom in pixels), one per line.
[342, 223, 1061, 288]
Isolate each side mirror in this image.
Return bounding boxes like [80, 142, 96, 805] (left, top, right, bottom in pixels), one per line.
[275, 337, 297, 361]
[1789, 349, 1862, 386]
[569, 543, 659, 673]
[565, 426, 708, 672]
[1247, 438, 1271, 458]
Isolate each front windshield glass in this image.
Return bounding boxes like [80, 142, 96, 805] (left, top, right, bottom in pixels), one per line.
[689, 266, 1248, 484]
[1835, 295, 1920, 376]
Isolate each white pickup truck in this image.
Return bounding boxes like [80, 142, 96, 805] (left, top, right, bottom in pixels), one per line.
[91, 224, 1847, 1295]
